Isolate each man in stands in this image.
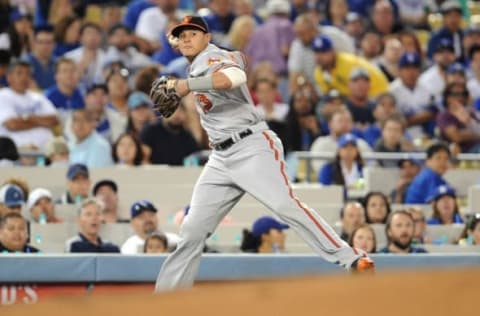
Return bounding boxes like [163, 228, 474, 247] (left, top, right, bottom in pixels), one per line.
[379, 210, 427, 254]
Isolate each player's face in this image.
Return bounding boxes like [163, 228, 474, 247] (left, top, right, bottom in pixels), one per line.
[0, 217, 28, 251]
[177, 29, 211, 60]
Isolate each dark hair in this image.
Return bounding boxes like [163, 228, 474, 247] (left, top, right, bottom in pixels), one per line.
[348, 224, 377, 253]
[0, 212, 25, 229]
[54, 57, 75, 73]
[143, 233, 168, 253]
[426, 142, 451, 160]
[54, 15, 81, 43]
[135, 66, 160, 94]
[362, 191, 391, 224]
[0, 136, 19, 161]
[443, 82, 469, 109]
[431, 194, 460, 223]
[379, 113, 406, 130]
[34, 24, 54, 36]
[385, 210, 414, 243]
[108, 23, 131, 37]
[79, 22, 101, 36]
[0, 50, 12, 66]
[458, 213, 480, 244]
[240, 229, 261, 252]
[330, 145, 363, 185]
[7, 60, 31, 73]
[112, 133, 144, 166]
[469, 44, 480, 60]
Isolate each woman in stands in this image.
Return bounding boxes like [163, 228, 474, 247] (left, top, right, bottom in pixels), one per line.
[112, 133, 147, 166]
[318, 133, 364, 187]
[348, 224, 377, 253]
[426, 185, 464, 225]
[240, 216, 290, 253]
[458, 214, 480, 245]
[362, 191, 391, 224]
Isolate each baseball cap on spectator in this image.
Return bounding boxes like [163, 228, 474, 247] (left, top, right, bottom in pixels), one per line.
[252, 216, 289, 237]
[399, 53, 422, 68]
[67, 163, 89, 180]
[434, 38, 454, 53]
[10, 8, 29, 22]
[131, 200, 158, 218]
[0, 184, 25, 207]
[265, 0, 291, 16]
[92, 179, 118, 196]
[0, 136, 19, 161]
[171, 15, 210, 37]
[440, 0, 462, 15]
[311, 35, 334, 53]
[27, 188, 52, 210]
[349, 67, 370, 81]
[44, 136, 69, 158]
[426, 185, 456, 203]
[337, 133, 358, 148]
[86, 83, 108, 94]
[447, 62, 465, 75]
[128, 91, 153, 110]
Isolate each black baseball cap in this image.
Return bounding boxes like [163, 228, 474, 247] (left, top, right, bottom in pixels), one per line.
[171, 15, 209, 37]
[92, 179, 118, 196]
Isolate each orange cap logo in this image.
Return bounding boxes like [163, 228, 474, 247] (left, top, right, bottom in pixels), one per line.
[182, 16, 192, 24]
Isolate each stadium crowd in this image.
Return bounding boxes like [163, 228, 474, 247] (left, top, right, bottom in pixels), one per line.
[1, 0, 480, 255]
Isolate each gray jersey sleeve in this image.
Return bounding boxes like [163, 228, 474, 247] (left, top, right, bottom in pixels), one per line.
[190, 45, 246, 77]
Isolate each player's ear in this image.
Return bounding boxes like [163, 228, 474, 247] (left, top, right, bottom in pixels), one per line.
[205, 32, 212, 42]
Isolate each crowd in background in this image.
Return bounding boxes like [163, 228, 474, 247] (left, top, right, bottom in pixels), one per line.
[1, 0, 480, 255]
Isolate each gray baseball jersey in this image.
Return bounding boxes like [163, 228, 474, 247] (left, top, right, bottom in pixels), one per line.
[155, 43, 368, 292]
[188, 44, 263, 144]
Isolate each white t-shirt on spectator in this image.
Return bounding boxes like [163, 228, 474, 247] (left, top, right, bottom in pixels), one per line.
[65, 47, 106, 88]
[467, 77, 480, 101]
[418, 65, 445, 104]
[256, 102, 289, 122]
[135, 7, 168, 43]
[121, 232, 181, 254]
[0, 87, 57, 149]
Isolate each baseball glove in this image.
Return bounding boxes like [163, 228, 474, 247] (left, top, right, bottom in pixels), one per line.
[149, 76, 182, 118]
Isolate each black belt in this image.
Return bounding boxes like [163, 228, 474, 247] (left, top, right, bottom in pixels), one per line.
[214, 129, 253, 151]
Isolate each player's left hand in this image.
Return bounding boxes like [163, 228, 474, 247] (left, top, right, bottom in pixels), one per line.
[174, 79, 190, 97]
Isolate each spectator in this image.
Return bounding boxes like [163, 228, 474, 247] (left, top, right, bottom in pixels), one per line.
[0, 213, 38, 253]
[362, 191, 391, 224]
[467, 45, 480, 100]
[135, 0, 182, 54]
[0, 136, 19, 167]
[69, 109, 113, 168]
[389, 53, 436, 139]
[348, 224, 376, 254]
[134, 65, 160, 95]
[65, 22, 106, 88]
[376, 36, 402, 82]
[339, 201, 366, 242]
[379, 210, 427, 253]
[104, 23, 153, 74]
[437, 82, 480, 153]
[44, 136, 69, 167]
[144, 233, 169, 253]
[362, 93, 399, 147]
[255, 78, 289, 122]
[322, 0, 348, 28]
[58, 163, 91, 205]
[245, 0, 295, 76]
[65, 198, 120, 253]
[112, 132, 147, 166]
[344, 12, 364, 48]
[27, 188, 61, 223]
[345, 67, 376, 126]
[204, 0, 236, 44]
[406, 207, 427, 244]
[25, 25, 56, 90]
[7, 8, 33, 58]
[105, 67, 130, 115]
[359, 31, 382, 62]
[462, 27, 480, 66]
[390, 158, 421, 203]
[427, 0, 464, 60]
[1, 178, 29, 203]
[369, 0, 403, 36]
[398, 30, 423, 56]
[310, 109, 372, 175]
[151, 17, 184, 67]
[0, 184, 24, 217]
[45, 57, 84, 122]
[374, 114, 415, 167]
[288, 13, 355, 92]
[426, 185, 463, 225]
[92, 179, 127, 224]
[222, 15, 256, 52]
[318, 89, 344, 132]
[318, 133, 364, 187]
[126, 91, 156, 138]
[311, 34, 389, 98]
[419, 38, 457, 105]
[0, 60, 59, 150]
[458, 213, 480, 245]
[52, 15, 81, 57]
[140, 103, 199, 165]
[240, 216, 289, 253]
[0, 50, 11, 88]
[123, 0, 155, 32]
[121, 200, 179, 254]
[445, 62, 467, 86]
[405, 143, 451, 204]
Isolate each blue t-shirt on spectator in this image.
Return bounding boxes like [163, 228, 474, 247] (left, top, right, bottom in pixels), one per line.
[67, 233, 120, 253]
[204, 13, 236, 36]
[426, 213, 464, 225]
[405, 166, 448, 204]
[54, 43, 81, 58]
[123, 0, 155, 31]
[25, 53, 56, 90]
[45, 85, 85, 111]
[362, 124, 381, 147]
[152, 33, 183, 66]
[318, 161, 363, 185]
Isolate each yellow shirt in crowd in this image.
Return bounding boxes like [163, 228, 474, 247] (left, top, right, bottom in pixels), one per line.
[313, 52, 389, 98]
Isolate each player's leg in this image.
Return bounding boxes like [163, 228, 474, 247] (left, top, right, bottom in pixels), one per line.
[155, 162, 244, 292]
[231, 130, 367, 269]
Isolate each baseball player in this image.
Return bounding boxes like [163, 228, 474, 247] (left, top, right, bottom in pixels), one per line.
[153, 15, 374, 292]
